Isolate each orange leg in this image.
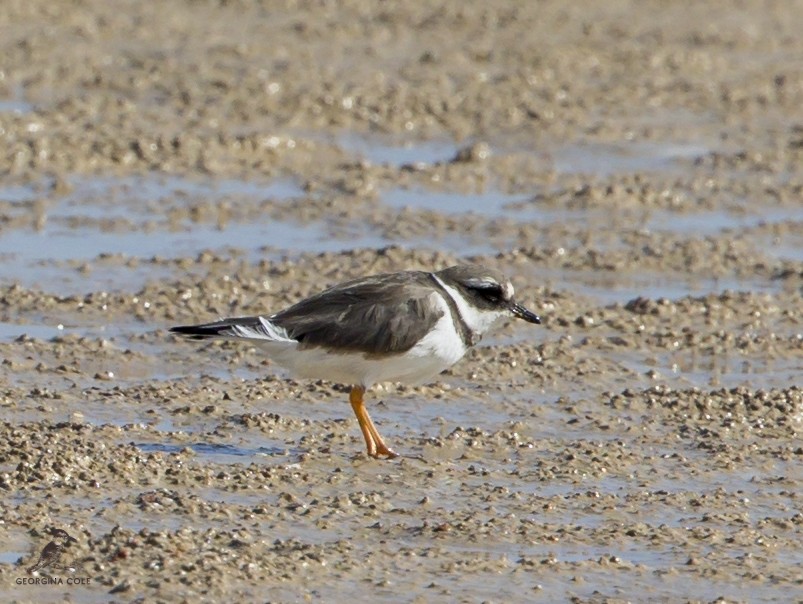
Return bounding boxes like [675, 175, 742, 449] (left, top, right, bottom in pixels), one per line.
[349, 386, 398, 459]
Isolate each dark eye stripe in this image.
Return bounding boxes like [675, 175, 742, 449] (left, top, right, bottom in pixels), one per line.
[468, 284, 503, 303]
[467, 282, 501, 292]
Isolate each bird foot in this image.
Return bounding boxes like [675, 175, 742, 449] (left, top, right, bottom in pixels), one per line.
[369, 445, 399, 460]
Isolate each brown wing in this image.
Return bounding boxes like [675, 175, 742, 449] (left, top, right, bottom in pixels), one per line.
[270, 270, 444, 355]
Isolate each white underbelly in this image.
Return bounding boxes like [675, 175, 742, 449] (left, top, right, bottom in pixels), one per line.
[257, 313, 468, 388]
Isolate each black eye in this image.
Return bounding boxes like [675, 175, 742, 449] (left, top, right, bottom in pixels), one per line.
[469, 283, 503, 303]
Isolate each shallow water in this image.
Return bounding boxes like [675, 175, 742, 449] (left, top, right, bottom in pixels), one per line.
[135, 441, 292, 462]
[383, 187, 532, 217]
[336, 133, 460, 166]
[551, 140, 710, 177]
[2, 162, 797, 301]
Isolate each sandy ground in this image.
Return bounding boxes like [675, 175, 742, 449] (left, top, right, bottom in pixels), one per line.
[0, 1, 802, 602]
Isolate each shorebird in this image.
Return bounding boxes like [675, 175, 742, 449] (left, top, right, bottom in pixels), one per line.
[27, 528, 77, 574]
[170, 264, 540, 458]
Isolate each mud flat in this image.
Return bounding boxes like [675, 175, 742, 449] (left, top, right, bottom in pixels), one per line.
[0, 1, 801, 603]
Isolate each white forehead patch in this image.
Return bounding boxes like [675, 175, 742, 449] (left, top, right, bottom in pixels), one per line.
[502, 281, 514, 300]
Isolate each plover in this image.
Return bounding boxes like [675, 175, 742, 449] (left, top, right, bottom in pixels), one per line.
[170, 264, 540, 458]
[27, 528, 78, 574]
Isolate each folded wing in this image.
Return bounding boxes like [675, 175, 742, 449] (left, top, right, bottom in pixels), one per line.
[170, 270, 445, 356]
[272, 271, 443, 354]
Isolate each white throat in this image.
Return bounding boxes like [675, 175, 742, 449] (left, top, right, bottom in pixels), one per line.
[433, 275, 508, 339]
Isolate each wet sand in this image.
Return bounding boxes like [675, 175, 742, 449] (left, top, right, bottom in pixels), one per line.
[0, 1, 801, 602]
